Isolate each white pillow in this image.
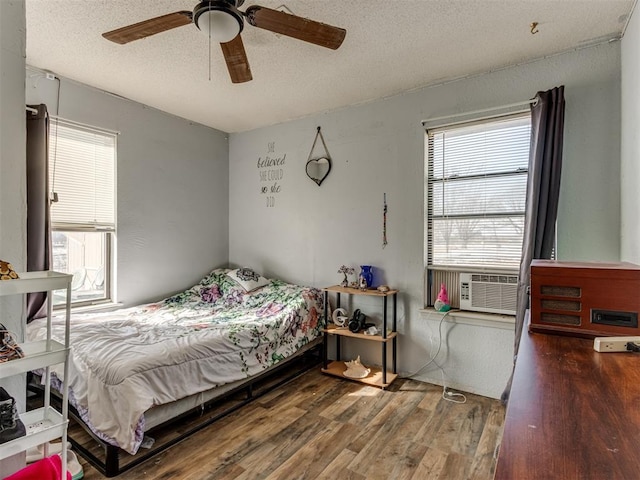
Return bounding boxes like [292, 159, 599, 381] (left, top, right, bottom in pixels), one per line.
[227, 268, 270, 293]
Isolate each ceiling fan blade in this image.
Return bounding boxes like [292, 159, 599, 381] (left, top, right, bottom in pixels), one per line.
[103, 11, 193, 45]
[220, 35, 253, 84]
[245, 6, 346, 50]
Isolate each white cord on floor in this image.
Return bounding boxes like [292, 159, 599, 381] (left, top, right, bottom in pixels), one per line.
[402, 309, 467, 404]
[441, 369, 466, 404]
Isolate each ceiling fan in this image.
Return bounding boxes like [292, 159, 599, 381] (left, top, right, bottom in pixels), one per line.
[102, 0, 346, 84]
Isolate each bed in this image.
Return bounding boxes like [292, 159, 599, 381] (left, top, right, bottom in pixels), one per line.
[26, 267, 324, 476]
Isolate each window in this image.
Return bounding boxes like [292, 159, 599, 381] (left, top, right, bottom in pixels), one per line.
[425, 112, 531, 307]
[49, 118, 116, 307]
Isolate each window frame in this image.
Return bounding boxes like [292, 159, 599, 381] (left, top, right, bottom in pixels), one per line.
[424, 111, 532, 307]
[49, 117, 117, 309]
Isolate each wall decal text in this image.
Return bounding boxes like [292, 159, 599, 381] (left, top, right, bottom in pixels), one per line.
[257, 142, 286, 208]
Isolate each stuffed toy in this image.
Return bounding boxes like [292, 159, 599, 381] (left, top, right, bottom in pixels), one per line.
[0, 260, 19, 280]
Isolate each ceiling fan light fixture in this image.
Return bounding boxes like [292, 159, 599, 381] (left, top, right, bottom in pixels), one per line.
[194, 1, 244, 43]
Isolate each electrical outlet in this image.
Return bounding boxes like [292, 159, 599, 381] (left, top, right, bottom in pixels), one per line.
[593, 336, 640, 352]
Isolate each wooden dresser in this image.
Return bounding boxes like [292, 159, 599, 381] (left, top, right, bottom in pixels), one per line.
[495, 312, 640, 479]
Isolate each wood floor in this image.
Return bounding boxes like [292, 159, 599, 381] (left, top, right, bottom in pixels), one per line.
[79, 370, 505, 480]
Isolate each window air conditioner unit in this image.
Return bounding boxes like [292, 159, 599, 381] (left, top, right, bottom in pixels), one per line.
[459, 273, 518, 315]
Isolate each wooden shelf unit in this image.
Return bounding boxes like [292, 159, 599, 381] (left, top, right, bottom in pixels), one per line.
[322, 285, 399, 297]
[321, 361, 398, 389]
[321, 285, 398, 388]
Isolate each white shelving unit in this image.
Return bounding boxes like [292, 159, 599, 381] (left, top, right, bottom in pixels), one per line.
[0, 271, 71, 479]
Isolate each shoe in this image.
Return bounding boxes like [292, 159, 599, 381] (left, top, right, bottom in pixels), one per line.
[0, 387, 25, 444]
[26, 442, 70, 463]
[62, 451, 84, 480]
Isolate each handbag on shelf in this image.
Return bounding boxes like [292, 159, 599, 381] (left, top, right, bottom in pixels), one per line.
[0, 324, 25, 363]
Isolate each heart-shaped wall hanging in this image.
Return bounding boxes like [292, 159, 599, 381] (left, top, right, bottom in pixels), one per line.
[306, 126, 332, 187]
[306, 156, 331, 186]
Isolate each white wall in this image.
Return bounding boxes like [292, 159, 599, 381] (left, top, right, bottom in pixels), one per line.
[621, 7, 640, 264]
[26, 71, 230, 305]
[0, 0, 27, 400]
[0, 1, 28, 474]
[229, 42, 622, 399]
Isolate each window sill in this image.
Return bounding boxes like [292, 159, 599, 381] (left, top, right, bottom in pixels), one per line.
[55, 301, 123, 315]
[419, 307, 515, 330]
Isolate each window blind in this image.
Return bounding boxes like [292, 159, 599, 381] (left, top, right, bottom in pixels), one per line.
[426, 112, 531, 270]
[49, 119, 116, 231]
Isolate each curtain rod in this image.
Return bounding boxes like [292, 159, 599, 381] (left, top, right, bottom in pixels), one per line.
[422, 98, 538, 125]
[26, 106, 38, 115]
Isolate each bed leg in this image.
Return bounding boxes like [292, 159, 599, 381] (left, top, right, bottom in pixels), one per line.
[322, 334, 328, 369]
[247, 383, 253, 399]
[105, 445, 120, 477]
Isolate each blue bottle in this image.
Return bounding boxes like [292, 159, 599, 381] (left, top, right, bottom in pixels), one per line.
[359, 266, 373, 289]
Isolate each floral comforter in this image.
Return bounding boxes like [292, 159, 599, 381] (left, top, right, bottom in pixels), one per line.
[26, 268, 324, 455]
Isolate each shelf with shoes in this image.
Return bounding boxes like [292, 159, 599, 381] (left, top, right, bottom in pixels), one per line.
[0, 271, 72, 480]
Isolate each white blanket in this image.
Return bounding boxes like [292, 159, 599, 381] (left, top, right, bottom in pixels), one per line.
[27, 269, 323, 454]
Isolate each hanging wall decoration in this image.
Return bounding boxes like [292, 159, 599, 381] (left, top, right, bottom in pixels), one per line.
[306, 126, 332, 186]
[383, 192, 388, 248]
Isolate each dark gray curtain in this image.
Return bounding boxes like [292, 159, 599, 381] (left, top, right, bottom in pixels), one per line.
[502, 86, 565, 403]
[26, 104, 51, 322]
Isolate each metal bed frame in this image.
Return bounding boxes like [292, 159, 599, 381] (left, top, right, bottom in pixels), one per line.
[30, 340, 322, 477]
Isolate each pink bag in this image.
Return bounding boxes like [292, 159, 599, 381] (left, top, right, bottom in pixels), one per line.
[4, 454, 71, 480]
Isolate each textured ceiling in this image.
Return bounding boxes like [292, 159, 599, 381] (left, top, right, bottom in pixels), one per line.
[26, 0, 634, 133]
